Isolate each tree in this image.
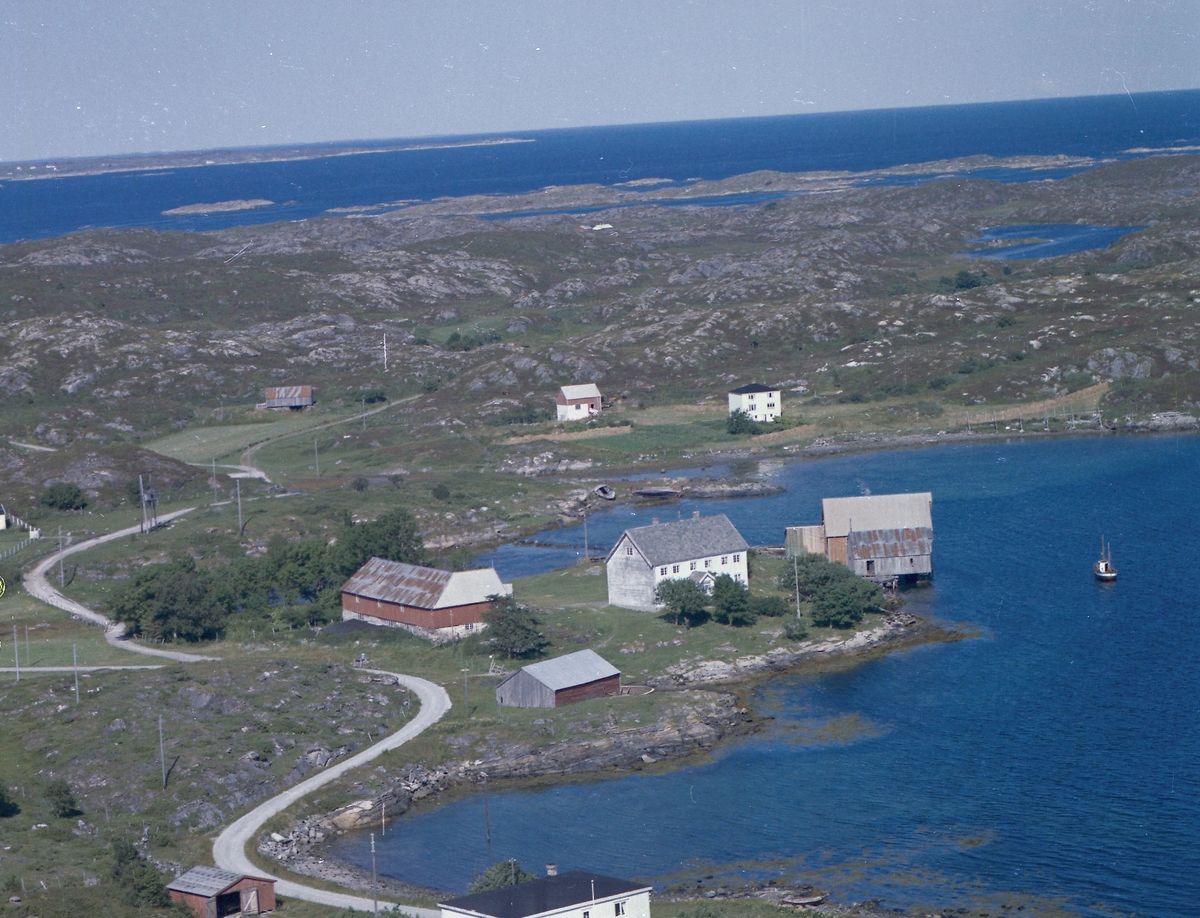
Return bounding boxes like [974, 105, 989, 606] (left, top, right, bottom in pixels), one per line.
[467, 860, 538, 893]
[40, 482, 86, 510]
[483, 596, 548, 659]
[110, 840, 170, 907]
[779, 552, 883, 630]
[655, 578, 710, 627]
[711, 575, 755, 627]
[43, 778, 79, 818]
[810, 585, 867, 629]
[0, 784, 19, 818]
[327, 508, 427, 579]
[726, 409, 761, 435]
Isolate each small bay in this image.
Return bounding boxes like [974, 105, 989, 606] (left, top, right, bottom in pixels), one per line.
[333, 434, 1200, 917]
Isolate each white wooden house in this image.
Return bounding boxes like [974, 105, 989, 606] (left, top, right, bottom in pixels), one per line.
[557, 383, 602, 421]
[605, 512, 749, 611]
[727, 383, 780, 422]
[441, 870, 651, 918]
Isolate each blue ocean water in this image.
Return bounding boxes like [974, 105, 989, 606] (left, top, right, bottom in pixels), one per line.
[3, 89, 1200, 244]
[334, 435, 1200, 918]
[962, 225, 1145, 260]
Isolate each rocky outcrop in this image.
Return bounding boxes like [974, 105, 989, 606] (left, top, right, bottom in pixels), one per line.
[681, 478, 786, 499]
[1125, 411, 1200, 431]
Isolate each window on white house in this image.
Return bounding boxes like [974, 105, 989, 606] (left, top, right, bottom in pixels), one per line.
[615, 904, 626, 917]
[626, 546, 633, 555]
[767, 402, 775, 408]
[660, 567, 667, 575]
[672, 564, 680, 573]
[748, 393, 755, 400]
[690, 561, 697, 571]
[733, 554, 740, 563]
[705, 559, 712, 568]
[584, 912, 590, 918]
[721, 556, 728, 565]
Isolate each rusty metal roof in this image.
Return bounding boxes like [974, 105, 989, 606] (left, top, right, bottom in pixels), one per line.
[264, 385, 313, 399]
[847, 527, 933, 560]
[341, 557, 510, 609]
[167, 866, 271, 898]
[822, 492, 932, 538]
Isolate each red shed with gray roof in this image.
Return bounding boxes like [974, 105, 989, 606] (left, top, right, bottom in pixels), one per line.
[167, 866, 275, 917]
[496, 649, 621, 708]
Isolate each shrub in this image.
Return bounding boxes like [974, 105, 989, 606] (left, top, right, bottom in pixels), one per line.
[485, 404, 555, 427]
[110, 840, 170, 907]
[40, 482, 86, 510]
[483, 596, 548, 659]
[351, 477, 370, 492]
[359, 387, 387, 403]
[996, 315, 1017, 328]
[751, 594, 790, 618]
[0, 785, 19, 818]
[43, 778, 79, 818]
[927, 376, 951, 391]
[712, 574, 755, 627]
[431, 483, 451, 501]
[467, 860, 538, 893]
[727, 409, 761, 435]
[784, 619, 809, 641]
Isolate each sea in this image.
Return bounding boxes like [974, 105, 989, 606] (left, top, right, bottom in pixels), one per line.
[3, 89, 1200, 245]
[333, 434, 1200, 918]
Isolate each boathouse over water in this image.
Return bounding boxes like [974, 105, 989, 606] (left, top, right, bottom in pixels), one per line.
[787, 492, 933, 584]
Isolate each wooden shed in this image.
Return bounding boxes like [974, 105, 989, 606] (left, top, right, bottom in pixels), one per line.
[556, 383, 602, 421]
[167, 866, 275, 918]
[341, 557, 512, 641]
[496, 649, 620, 708]
[262, 385, 314, 409]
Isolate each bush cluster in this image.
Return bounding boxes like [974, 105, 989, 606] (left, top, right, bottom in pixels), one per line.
[778, 552, 884, 628]
[107, 509, 425, 642]
[485, 403, 555, 427]
[40, 482, 87, 510]
[445, 330, 501, 351]
[655, 574, 793, 629]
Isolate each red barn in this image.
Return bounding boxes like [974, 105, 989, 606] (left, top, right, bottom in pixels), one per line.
[340, 557, 512, 641]
[167, 866, 275, 918]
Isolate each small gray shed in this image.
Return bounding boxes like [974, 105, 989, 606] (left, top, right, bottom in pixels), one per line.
[496, 649, 620, 708]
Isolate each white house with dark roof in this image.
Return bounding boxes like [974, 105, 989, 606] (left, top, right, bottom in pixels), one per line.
[441, 870, 651, 918]
[728, 382, 780, 423]
[340, 557, 512, 641]
[496, 648, 621, 708]
[605, 512, 749, 611]
[557, 383, 602, 421]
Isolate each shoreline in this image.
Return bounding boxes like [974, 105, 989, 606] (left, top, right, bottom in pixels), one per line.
[258, 611, 963, 900]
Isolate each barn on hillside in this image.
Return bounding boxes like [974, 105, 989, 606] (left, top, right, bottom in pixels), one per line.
[341, 557, 512, 641]
[262, 385, 315, 409]
[495, 649, 620, 708]
[167, 866, 275, 918]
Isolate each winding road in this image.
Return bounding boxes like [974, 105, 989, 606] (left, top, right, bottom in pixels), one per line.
[212, 672, 451, 916]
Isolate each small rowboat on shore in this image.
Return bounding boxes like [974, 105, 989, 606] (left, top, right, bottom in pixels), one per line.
[1094, 536, 1117, 582]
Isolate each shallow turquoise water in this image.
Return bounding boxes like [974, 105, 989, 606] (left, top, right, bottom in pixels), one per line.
[335, 434, 1200, 917]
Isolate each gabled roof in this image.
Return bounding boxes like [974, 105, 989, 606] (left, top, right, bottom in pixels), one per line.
[497, 649, 619, 693]
[822, 492, 933, 539]
[441, 871, 650, 918]
[340, 558, 510, 609]
[264, 385, 313, 399]
[606, 514, 748, 567]
[559, 383, 601, 401]
[728, 383, 777, 394]
[168, 866, 271, 898]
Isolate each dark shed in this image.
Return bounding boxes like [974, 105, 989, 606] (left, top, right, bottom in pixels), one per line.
[496, 649, 620, 708]
[167, 866, 276, 918]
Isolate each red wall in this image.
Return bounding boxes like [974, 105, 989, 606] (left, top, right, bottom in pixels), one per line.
[555, 674, 621, 707]
[342, 592, 489, 630]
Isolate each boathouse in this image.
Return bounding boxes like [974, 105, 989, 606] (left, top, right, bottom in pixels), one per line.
[340, 557, 512, 641]
[556, 383, 602, 421]
[727, 383, 781, 423]
[495, 649, 621, 709]
[786, 492, 933, 583]
[441, 870, 651, 918]
[262, 385, 314, 409]
[167, 866, 276, 918]
[606, 512, 749, 611]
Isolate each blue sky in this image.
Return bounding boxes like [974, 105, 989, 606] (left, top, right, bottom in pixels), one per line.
[2, 1, 1198, 162]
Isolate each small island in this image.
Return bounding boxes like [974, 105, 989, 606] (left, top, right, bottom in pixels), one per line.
[161, 198, 275, 216]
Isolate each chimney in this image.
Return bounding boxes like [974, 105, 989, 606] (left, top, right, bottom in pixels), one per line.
[651, 517, 659, 525]
[546, 864, 558, 877]
[693, 510, 700, 519]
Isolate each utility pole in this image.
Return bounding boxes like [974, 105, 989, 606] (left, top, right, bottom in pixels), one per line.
[463, 668, 470, 710]
[383, 332, 388, 372]
[25, 625, 29, 664]
[583, 516, 589, 562]
[793, 553, 801, 619]
[482, 772, 491, 848]
[314, 438, 320, 477]
[211, 458, 218, 504]
[12, 623, 18, 682]
[236, 480, 243, 535]
[362, 397, 367, 431]
[158, 715, 167, 789]
[58, 526, 64, 588]
[371, 833, 378, 916]
[138, 475, 146, 533]
[73, 645, 79, 703]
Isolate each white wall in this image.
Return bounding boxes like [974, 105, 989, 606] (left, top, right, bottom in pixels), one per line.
[728, 390, 781, 422]
[443, 889, 650, 918]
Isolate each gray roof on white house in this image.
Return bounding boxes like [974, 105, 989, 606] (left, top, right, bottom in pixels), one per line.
[167, 866, 254, 897]
[497, 648, 619, 692]
[822, 492, 933, 538]
[441, 871, 649, 918]
[607, 513, 748, 567]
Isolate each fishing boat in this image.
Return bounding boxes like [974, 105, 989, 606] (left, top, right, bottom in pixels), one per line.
[1094, 537, 1117, 582]
[593, 484, 616, 500]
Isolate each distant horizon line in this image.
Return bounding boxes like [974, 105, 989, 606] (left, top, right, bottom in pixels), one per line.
[5, 86, 1200, 172]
